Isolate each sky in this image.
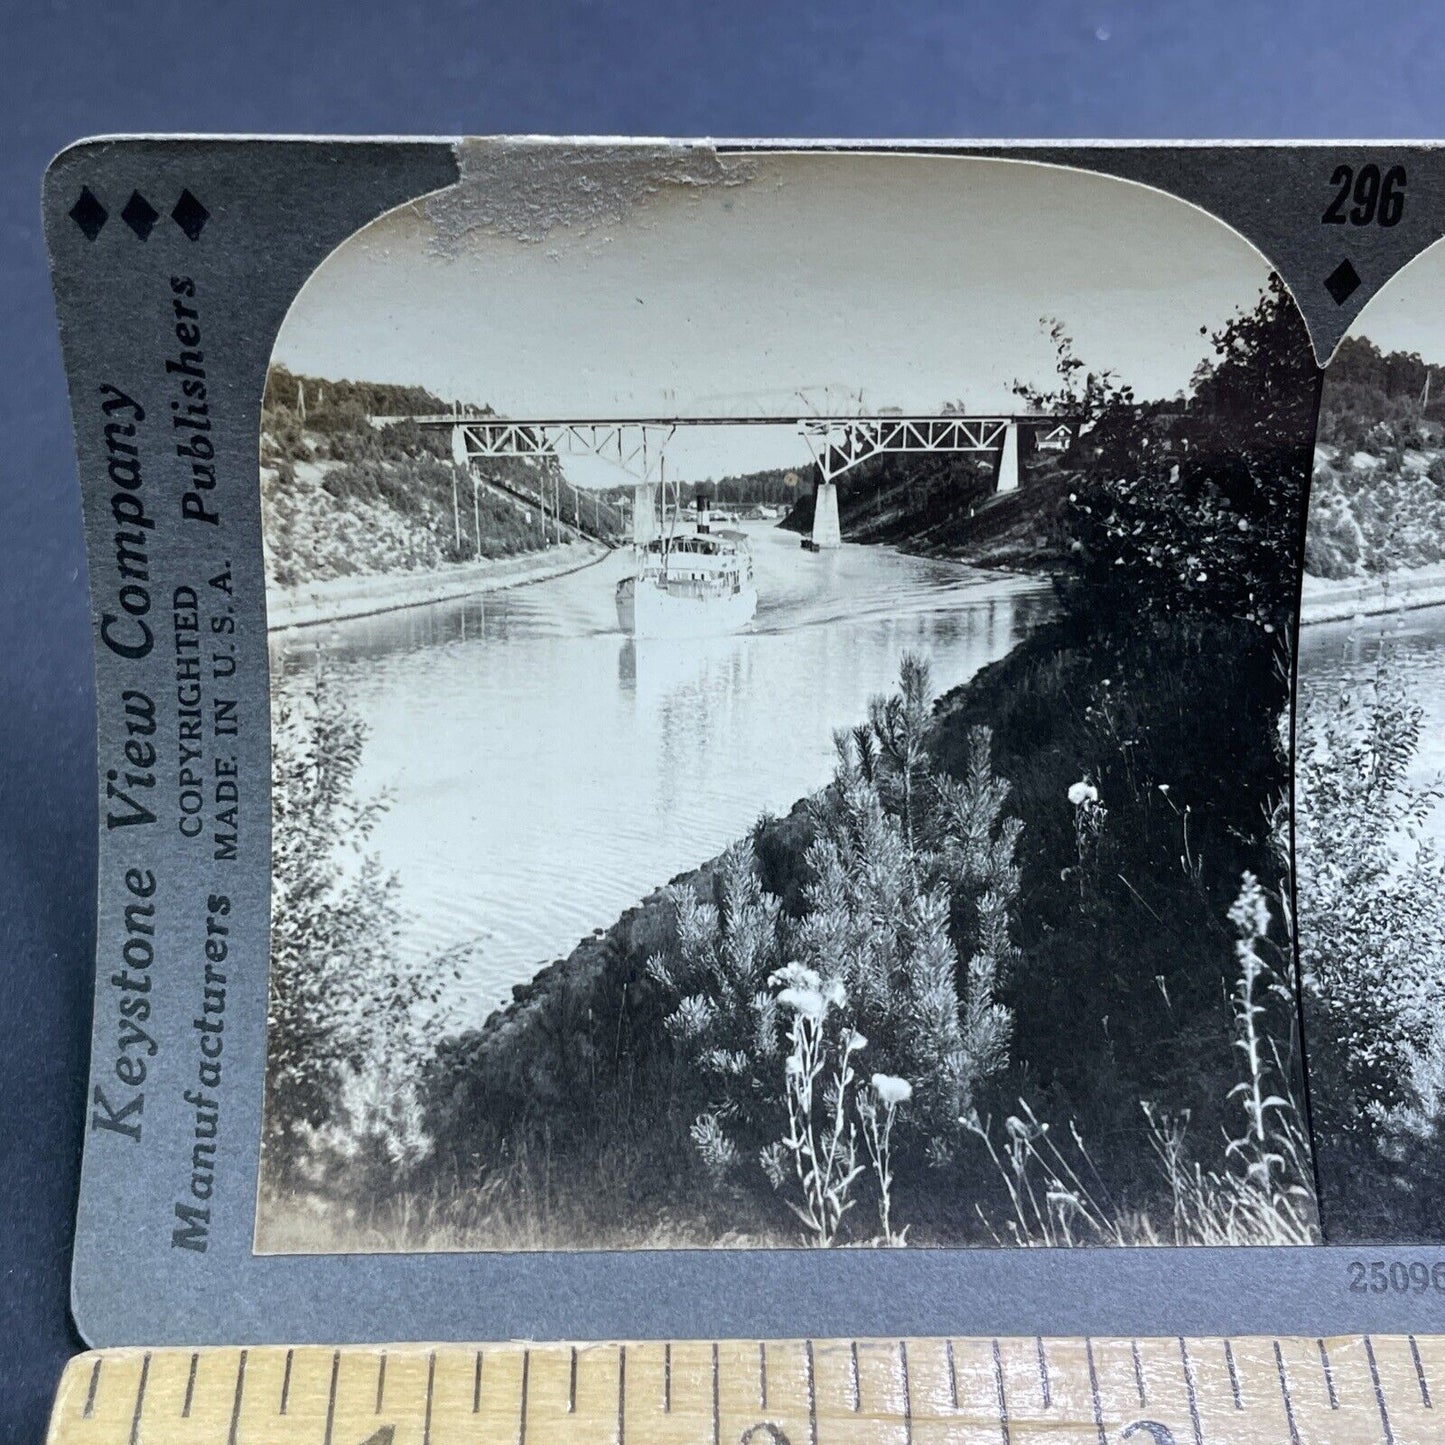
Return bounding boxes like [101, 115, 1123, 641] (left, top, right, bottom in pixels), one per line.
[1342, 238, 1445, 366]
[275, 150, 1276, 484]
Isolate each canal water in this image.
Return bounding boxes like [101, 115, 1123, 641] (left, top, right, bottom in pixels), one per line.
[270, 524, 1054, 1023]
[1298, 604, 1445, 816]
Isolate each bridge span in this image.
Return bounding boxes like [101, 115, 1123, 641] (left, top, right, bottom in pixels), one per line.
[371, 410, 1076, 550]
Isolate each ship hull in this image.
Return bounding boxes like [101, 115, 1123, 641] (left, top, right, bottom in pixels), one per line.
[616, 576, 757, 639]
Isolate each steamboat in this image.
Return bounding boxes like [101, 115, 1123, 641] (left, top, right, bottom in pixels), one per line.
[615, 497, 757, 639]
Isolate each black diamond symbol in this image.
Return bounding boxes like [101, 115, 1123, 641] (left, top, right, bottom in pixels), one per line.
[121, 191, 159, 240]
[1325, 258, 1362, 306]
[171, 189, 209, 241]
[69, 187, 107, 240]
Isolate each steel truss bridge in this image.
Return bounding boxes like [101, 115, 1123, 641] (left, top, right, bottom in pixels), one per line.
[372, 411, 1075, 549]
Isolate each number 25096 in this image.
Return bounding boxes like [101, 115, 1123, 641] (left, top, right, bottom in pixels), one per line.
[1348, 1260, 1445, 1293]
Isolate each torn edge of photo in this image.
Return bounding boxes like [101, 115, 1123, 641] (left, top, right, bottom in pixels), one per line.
[43, 135, 1445, 1346]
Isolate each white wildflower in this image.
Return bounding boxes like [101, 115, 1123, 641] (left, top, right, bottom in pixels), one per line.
[770, 962, 820, 992]
[777, 986, 826, 1023]
[1227, 870, 1271, 941]
[871, 1074, 913, 1107]
[1067, 780, 1099, 807]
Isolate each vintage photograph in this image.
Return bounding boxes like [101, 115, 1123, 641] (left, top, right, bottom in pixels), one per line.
[255, 152, 1321, 1253]
[1297, 237, 1445, 1243]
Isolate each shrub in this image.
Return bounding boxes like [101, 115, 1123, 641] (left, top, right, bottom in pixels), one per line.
[649, 655, 1021, 1243]
[260, 366, 622, 584]
[262, 671, 452, 1190]
[1021, 276, 1320, 628]
[1296, 644, 1445, 1228]
[967, 871, 1318, 1246]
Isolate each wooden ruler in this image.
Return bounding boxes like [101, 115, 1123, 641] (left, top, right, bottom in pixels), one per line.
[44, 1335, 1442, 1444]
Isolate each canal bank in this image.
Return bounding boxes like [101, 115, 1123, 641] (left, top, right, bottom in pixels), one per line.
[390, 598, 1295, 1254]
[271, 525, 1053, 1019]
[266, 541, 608, 631]
[1300, 563, 1445, 627]
[1299, 600, 1445, 820]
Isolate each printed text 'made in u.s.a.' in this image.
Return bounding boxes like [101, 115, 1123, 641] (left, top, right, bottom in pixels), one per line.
[88, 274, 244, 1243]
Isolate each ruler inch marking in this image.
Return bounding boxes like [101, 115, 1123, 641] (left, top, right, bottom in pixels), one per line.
[518, 1347, 530, 1445]
[128, 1352, 150, 1445]
[1410, 1333, 1433, 1407]
[805, 1339, 817, 1445]
[1317, 1337, 1338, 1410]
[1177, 1336, 1203, 1445]
[182, 1353, 198, 1420]
[83, 1358, 102, 1420]
[617, 1342, 626, 1445]
[1223, 1337, 1242, 1409]
[1274, 1339, 1301, 1445]
[423, 1349, 436, 1445]
[227, 1349, 247, 1445]
[991, 1338, 1010, 1445]
[323, 1348, 340, 1445]
[55, 1335, 1445, 1443]
[711, 1341, 720, 1445]
[899, 1340, 912, 1445]
[1083, 1338, 1105, 1445]
[1365, 1335, 1396, 1445]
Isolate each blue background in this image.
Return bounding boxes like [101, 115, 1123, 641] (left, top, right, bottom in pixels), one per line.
[6, 1, 1445, 1437]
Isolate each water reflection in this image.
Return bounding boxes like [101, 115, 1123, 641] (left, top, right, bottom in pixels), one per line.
[271, 526, 1053, 1023]
[1299, 607, 1445, 810]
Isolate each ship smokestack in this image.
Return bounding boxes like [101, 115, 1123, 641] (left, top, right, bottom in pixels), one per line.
[695, 493, 710, 534]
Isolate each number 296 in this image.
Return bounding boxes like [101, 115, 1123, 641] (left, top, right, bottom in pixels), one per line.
[1324, 164, 1407, 227]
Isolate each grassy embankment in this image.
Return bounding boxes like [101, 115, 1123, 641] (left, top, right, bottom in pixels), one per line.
[778, 449, 1072, 570]
[1305, 335, 1445, 587]
[259, 605, 1306, 1254]
[260, 365, 623, 591]
[259, 281, 1322, 1253]
[1294, 336, 1445, 1240]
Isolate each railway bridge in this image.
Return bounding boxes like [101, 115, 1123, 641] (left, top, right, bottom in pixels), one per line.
[371, 411, 1076, 550]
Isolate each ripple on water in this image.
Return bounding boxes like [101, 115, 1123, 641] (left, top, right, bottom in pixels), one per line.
[1298, 605, 1445, 818]
[271, 526, 1054, 1020]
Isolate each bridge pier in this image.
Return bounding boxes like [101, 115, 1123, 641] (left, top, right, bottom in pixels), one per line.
[995, 421, 1019, 494]
[811, 479, 842, 549]
[633, 483, 659, 545]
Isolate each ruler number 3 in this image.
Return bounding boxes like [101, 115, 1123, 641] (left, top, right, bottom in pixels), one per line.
[1323, 163, 1407, 227]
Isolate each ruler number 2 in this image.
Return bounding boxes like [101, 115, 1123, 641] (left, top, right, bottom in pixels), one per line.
[1323, 163, 1407, 227]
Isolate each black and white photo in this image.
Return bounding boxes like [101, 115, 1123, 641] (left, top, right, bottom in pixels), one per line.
[1297, 235, 1445, 1244]
[254, 152, 1322, 1253]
